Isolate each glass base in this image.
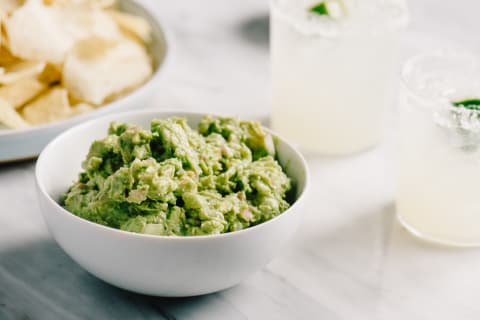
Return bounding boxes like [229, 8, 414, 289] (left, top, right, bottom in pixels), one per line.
[397, 214, 480, 248]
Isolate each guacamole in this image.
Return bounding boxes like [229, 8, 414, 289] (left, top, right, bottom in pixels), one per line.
[62, 116, 292, 236]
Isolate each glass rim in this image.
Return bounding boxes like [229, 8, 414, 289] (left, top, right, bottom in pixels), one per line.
[270, 0, 409, 37]
[401, 49, 480, 112]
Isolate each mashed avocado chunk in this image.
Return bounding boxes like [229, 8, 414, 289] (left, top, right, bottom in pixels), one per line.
[62, 116, 292, 236]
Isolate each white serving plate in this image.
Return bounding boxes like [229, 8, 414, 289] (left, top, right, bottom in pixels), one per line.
[0, 0, 172, 163]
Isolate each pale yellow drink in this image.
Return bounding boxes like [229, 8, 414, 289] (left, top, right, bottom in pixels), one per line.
[398, 51, 480, 246]
[270, 0, 408, 154]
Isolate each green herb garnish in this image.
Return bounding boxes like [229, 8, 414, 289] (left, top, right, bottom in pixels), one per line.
[452, 99, 480, 111]
[309, 2, 329, 16]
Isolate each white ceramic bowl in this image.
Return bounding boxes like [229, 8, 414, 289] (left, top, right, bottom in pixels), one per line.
[0, 0, 171, 163]
[35, 110, 309, 297]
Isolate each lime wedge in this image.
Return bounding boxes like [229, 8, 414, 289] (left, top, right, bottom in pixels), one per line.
[453, 99, 480, 111]
[309, 2, 329, 15]
[308, 1, 346, 19]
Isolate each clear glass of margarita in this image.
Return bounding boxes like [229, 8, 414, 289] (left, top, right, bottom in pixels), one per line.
[397, 50, 480, 246]
[270, 0, 409, 155]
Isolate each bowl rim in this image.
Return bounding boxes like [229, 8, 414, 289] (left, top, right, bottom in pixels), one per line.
[0, 0, 173, 137]
[35, 109, 310, 242]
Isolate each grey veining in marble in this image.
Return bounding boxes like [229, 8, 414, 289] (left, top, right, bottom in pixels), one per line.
[2, 0, 480, 319]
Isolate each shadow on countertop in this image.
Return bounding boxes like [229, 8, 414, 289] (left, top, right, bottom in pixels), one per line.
[237, 14, 269, 49]
[0, 158, 36, 170]
[0, 240, 217, 320]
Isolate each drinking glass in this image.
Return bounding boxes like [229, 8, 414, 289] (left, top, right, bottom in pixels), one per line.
[270, 0, 409, 155]
[397, 50, 480, 246]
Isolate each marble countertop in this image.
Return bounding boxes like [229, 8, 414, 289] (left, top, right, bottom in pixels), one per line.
[2, 0, 480, 319]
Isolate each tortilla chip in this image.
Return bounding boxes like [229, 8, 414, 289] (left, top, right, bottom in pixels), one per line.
[0, 76, 48, 108]
[21, 87, 70, 124]
[0, 16, 3, 48]
[108, 10, 151, 43]
[63, 37, 152, 105]
[5, 0, 120, 64]
[96, 0, 115, 9]
[68, 102, 94, 116]
[0, 46, 20, 66]
[0, 0, 23, 14]
[44, 0, 115, 9]
[0, 61, 45, 85]
[0, 97, 30, 129]
[5, 0, 73, 63]
[38, 63, 62, 84]
[69, 36, 117, 60]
